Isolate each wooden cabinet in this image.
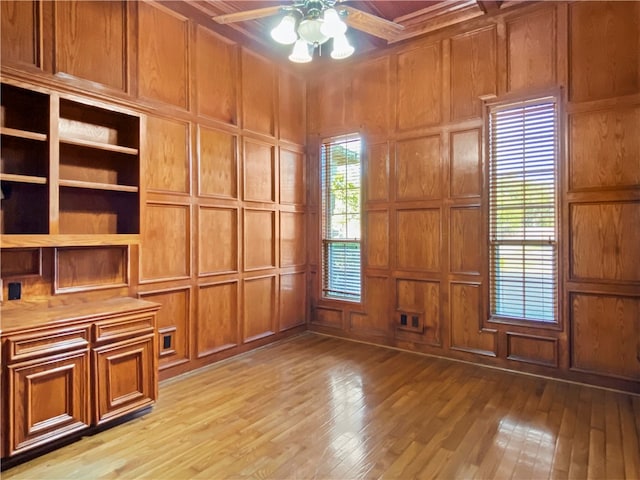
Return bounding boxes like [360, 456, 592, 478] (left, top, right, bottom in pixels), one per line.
[92, 312, 156, 425]
[1, 80, 141, 247]
[1, 298, 160, 459]
[7, 350, 90, 457]
[93, 335, 155, 425]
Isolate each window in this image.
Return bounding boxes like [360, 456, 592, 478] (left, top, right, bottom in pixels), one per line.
[321, 135, 362, 301]
[489, 97, 558, 323]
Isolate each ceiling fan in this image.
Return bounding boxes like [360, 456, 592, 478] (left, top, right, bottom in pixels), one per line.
[212, 0, 405, 63]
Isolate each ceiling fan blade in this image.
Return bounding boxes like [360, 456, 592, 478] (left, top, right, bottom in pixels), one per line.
[213, 6, 284, 24]
[340, 6, 405, 42]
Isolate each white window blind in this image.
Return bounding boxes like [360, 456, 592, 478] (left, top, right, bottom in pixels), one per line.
[321, 135, 362, 301]
[489, 98, 558, 323]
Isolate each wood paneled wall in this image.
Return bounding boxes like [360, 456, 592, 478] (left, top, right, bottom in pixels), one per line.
[1, 0, 307, 379]
[3, 0, 638, 392]
[307, 1, 640, 392]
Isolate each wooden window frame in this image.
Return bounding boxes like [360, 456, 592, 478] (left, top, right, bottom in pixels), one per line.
[320, 134, 363, 303]
[484, 91, 562, 328]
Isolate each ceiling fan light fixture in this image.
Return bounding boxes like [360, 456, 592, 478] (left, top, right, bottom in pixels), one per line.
[289, 38, 313, 63]
[330, 33, 354, 60]
[297, 17, 330, 45]
[270, 14, 298, 45]
[321, 8, 347, 37]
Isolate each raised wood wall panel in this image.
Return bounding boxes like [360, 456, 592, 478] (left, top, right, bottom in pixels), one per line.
[396, 279, 441, 346]
[278, 71, 305, 144]
[450, 129, 481, 198]
[139, 288, 190, 369]
[280, 212, 305, 268]
[366, 211, 389, 268]
[396, 209, 440, 272]
[506, 9, 556, 92]
[571, 294, 640, 380]
[351, 57, 390, 136]
[571, 202, 640, 282]
[366, 143, 389, 203]
[243, 140, 275, 203]
[243, 209, 275, 270]
[198, 207, 237, 275]
[198, 126, 237, 199]
[279, 272, 306, 331]
[396, 43, 442, 130]
[197, 281, 238, 356]
[243, 276, 276, 343]
[54, 1, 125, 91]
[313, 307, 343, 328]
[309, 75, 347, 133]
[138, 2, 188, 108]
[450, 207, 482, 275]
[450, 26, 497, 120]
[450, 283, 496, 355]
[279, 148, 304, 206]
[395, 136, 441, 201]
[195, 26, 237, 124]
[55, 246, 127, 292]
[569, 1, 640, 102]
[144, 115, 190, 194]
[242, 51, 275, 136]
[1, 0, 38, 67]
[140, 203, 190, 282]
[506, 333, 558, 368]
[569, 105, 640, 191]
[350, 276, 390, 337]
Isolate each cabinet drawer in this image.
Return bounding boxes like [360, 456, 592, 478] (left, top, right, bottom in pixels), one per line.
[6, 327, 90, 362]
[93, 314, 155, 343]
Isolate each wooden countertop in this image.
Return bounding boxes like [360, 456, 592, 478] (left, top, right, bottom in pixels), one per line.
[1, 297, 160, 335]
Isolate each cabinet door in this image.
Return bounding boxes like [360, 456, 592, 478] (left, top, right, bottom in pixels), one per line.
[8, 350, 90, 456]
[93, 334, 156, 425]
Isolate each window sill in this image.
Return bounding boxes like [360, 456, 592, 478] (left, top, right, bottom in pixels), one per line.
[488, 315, 562, 331]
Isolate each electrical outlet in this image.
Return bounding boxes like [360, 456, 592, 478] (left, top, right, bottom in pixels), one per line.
[396, 311, 424, 333]
[8, 282, 21, 300]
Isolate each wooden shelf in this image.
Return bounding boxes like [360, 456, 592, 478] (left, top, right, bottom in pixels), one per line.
[1, 127, 47, 142]
[2, 82, 141, 244]
[59, 179, 138, 193]
[0, 173, 47, 185]
[1, 234, 140, 248]
[59, 136, 138, 155]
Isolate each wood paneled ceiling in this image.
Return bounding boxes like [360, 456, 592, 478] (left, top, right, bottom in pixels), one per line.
[188, 0, 509, 62]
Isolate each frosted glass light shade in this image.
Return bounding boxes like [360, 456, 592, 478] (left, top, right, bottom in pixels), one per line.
[321, 8, 347, 37]
[271, 15, 298, 45]
[331, 33, 354, 59]
[298, 18, 330, 45]
[289, 39, 312, 63]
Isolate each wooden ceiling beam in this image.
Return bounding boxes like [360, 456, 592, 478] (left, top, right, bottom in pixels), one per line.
[393, 1, 477, 26]
[389, 2, 484, 43]
[476, 0, 503, 14]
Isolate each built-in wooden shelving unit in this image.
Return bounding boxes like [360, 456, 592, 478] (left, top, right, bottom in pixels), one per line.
[1, 80, 141, 245]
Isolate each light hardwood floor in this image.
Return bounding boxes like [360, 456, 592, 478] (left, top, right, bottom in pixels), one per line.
[4, 333, 640, 479]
